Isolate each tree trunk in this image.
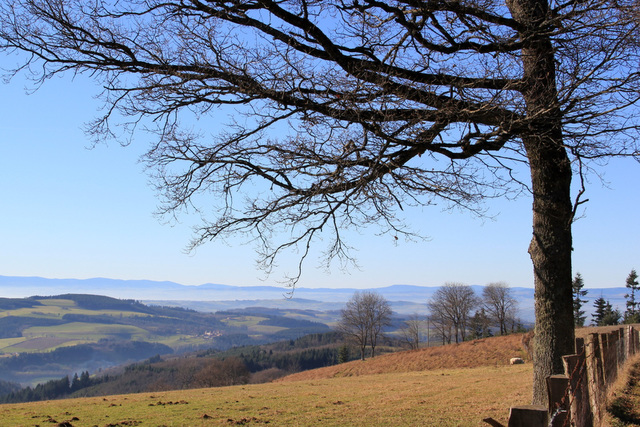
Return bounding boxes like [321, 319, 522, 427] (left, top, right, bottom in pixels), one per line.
[507, 0, 576, 404]
[527, 133, 575, 405]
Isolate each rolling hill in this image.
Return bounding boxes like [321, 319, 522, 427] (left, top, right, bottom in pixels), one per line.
[0, 294, 330, 386]
[0, 333, 535, 426]
[280, 333, 529, 382]
[0, 275, 537, 318]
[2, 274, 630, 322]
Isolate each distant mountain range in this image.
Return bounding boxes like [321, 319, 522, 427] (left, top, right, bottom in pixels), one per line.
[0, 275, 631, 322]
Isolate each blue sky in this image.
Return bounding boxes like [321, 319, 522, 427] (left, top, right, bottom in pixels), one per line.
[1, 65, 638, 290]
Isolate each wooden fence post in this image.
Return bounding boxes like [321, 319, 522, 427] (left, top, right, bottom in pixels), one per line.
[507, 405, 548, 427]
[601, 332, 618, 388]
[624, 326, 631, 360]
[563, 342, 592, 427]
[585, 333, 604, 426]
[616, 328, 626, 368]
[494, 328, 640, 426]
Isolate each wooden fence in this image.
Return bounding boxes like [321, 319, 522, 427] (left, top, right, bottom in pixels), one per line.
[486, 325, 640, 427]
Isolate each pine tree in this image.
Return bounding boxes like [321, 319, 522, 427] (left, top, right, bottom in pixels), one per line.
[469, 309, 492, 339]
[625, 269, 640, 323]
[601, 302, 621, 326]
[338, 345, 350, 364]
[592, 296, 608, 326]
[593, 297, 621, 326]
[572, 273, 588, 327]
[70, 373, 80, 392]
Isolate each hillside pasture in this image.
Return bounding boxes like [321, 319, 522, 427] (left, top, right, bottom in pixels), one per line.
[219, 315, 266, 328]
[154, 335, 213, 351]
[1, 303, 152, 320]
[0, 337, 28, 352]
[0, 364, 531, 426]
[36, 298, 76, 307]
[3, 337, 76, 352]
[247, 324, 288, 334]
[282, 333, 528, 382]
[22, 322, 151, 342]
[0, 332, 535, 425]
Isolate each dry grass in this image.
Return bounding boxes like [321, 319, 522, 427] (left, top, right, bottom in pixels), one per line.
[0, 364, 532, 426]
[281, 333, 528, 382]
[603, 354, 640, 426]
[0, 333, 534, 426]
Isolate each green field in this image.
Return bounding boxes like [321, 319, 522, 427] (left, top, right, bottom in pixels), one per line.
[219, 315, 266, 328]
[1, 299, 152, 320]
[1, 297, 227, 354]
[23, 322, 150, 340]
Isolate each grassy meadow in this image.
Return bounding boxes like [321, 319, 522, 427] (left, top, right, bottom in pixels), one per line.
[0, 364, 532, 426]
[0, 333, 535, 426]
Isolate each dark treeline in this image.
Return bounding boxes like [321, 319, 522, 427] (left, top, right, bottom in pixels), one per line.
[0, 332, 390, 403]
[0, 297, 40, 310]
[0, 379, 21, 396]
[0, 371, 97, 404]
[216, 332, 402, 373]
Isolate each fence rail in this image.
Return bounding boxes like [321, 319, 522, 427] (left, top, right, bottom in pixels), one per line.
[486, 325, 640, 427]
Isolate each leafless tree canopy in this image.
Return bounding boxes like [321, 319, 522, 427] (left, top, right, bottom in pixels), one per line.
[400, 314, 422, 350]
[1, 0, 637, 280]
[482, 282, 518, 335]
[1, 0, 639, 404]
[338, 290, 392, 360]
[427, 283, 479, 343]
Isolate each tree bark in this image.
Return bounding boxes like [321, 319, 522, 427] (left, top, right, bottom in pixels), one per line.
[507, 0, 576, 404]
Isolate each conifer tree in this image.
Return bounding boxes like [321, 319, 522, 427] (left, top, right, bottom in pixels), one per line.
[592, 296, 608, 326]
[593, 297, 621, 326]
[572, 273, 588, 327]
[338, 345, 350, 364]
[625, 269, 640, 323]
[601, 302, 621, 326]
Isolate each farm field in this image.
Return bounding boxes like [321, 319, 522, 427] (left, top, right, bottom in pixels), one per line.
[0, 296, 332, 355]
[0, 364, 532, 426]
[0, 294, 332, 386]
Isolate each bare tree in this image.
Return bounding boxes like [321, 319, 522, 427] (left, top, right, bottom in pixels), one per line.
[2, 0, 639, 403]
[399, 314, 422, 350]
[196, 357, 250, 388]
[338, 292, 369, 361]
[365, 292, 393, 358]
[337, 290, 391, 360]
[483, 283, 518, 335]
[427, 283, 479, 343]
[428, 304, 453, 345]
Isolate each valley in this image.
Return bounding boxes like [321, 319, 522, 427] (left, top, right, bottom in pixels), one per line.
[0, 294, 332, 386]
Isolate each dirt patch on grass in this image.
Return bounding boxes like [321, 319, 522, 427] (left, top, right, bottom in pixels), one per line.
[280, 333, 528, 382]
